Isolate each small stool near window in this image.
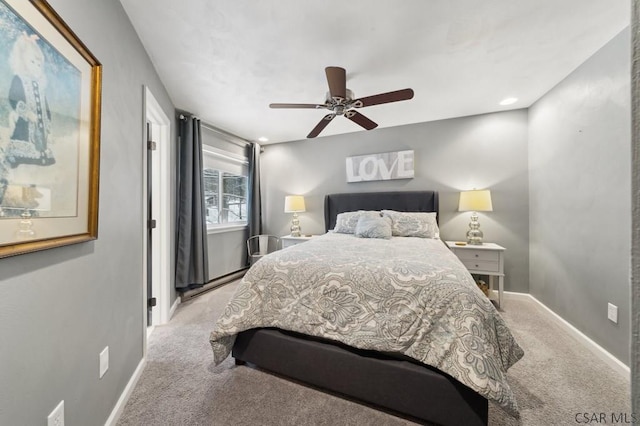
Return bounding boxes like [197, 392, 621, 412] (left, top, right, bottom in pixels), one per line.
[247, 235, 280, 266]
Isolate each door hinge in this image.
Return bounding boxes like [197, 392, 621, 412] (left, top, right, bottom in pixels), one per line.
[148, 297, 157, 307]
[148, 219, 157, 229]
[147, 140, 157, 150]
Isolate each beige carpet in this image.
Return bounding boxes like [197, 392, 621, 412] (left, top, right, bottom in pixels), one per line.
[117, 281, 630, 425]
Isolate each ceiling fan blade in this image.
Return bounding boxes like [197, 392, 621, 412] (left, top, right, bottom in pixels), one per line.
[353, 88, 414, 108]
[269, 103, 324, 109]
[345, 110, 378, 130]
[325, 66, 346, 100]
[307, 114, 335, 138]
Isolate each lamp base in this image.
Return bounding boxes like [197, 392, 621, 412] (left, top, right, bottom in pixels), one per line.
[466, 212, 484, 245]
[290, 212, 301, 237]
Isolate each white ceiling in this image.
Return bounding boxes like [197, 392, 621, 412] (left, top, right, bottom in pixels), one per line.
[119, 0, 629, 144]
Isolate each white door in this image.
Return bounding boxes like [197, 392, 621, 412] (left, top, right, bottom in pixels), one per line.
[143, 87, 171, 339]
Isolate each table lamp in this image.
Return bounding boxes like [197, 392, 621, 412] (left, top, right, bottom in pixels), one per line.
[284, 195, 306, 237]
[458, 189, 493, 245]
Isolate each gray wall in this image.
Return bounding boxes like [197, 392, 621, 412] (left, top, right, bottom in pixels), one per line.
[207, 228, 248, 279]
[632, 0, 639, 413]
[201, 126, 249, 280]
[529, 29, 631, 363]
[0, 1, 175, 425]
[261, 109, 530, 293]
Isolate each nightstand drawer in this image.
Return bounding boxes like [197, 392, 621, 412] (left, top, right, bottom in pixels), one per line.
[281, 235, 315, 249]
[455, 249, 500, 262]
[460, 259, 500, 273]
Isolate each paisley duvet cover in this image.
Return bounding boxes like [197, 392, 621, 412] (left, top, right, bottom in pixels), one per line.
[210, 232, 524, 415]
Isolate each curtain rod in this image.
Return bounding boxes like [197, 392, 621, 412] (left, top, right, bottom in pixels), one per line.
[179, 114, 249, 148]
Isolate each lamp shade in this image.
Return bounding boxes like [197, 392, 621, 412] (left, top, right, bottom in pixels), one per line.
[284, 195, 306, 213]
[458, 190, 493, 212]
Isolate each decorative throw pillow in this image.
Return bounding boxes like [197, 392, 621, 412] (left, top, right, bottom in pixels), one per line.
[354, 215, 392, 239]
[381, 210, 439, 238]
[333, 210, 380, 234]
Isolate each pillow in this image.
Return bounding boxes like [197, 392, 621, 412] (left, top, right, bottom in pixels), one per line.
[354, 215, 392, 239]
[333, 210, 380, 234]
[381, 210, 439, 238]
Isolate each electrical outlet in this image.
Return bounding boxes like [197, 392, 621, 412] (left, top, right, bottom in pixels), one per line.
[99, 346, 109, 379]
[47, 400, 64, 426]
[607, 303, 618, 324]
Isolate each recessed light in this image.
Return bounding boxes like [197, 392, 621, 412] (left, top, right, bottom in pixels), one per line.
[258, 137, 269, 142]
[499, 97, 518, 106]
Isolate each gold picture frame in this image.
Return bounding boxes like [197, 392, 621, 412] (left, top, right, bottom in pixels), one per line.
[0, 0, 101, 258]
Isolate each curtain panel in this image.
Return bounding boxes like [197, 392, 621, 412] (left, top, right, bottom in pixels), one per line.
[175, 113, 209, 289]
[245, 142, 262, 265]
[247, 142, 262, 237]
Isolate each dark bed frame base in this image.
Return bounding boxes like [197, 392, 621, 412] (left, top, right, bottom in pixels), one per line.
[233, 328, 488, 426]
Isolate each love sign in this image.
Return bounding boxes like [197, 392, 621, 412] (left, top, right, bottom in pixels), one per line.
[345, 150, 414, 183]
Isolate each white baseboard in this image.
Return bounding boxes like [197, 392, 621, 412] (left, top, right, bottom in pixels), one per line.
[169, 297, 180, 320]
[104, 358, 146, 426]
[106, 298, 178, 425]
[504, 291, 630, 379]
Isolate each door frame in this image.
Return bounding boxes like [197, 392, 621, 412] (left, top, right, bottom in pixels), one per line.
[142, 86, 171, 338]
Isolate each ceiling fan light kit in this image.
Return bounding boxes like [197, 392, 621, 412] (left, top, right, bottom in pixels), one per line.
[269, 66, 414, 138]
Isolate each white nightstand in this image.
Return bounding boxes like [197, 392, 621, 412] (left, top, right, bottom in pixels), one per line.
[280, 235, 315, 249]
[446, 241, 505, 308]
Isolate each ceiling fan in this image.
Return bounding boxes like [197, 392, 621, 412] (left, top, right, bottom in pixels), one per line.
[269, 66, 414, 138]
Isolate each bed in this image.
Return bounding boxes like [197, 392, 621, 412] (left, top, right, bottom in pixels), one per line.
[210, 191, 523, 426]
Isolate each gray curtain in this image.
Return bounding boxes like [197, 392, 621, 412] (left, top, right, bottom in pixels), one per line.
[245, 142, 262, 265]
[175, 113, 209, 289]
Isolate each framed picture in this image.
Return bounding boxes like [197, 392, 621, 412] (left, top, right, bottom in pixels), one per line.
[0, 0, 101, 258]
[346, 150, 414, 183]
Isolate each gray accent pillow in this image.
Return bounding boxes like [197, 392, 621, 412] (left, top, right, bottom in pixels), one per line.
[354, 216, 392, 239]
[333, 210, 381, 234]
[381, 210, 439, 238]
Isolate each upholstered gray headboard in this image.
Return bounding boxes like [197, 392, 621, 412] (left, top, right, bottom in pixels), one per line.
[324, 191, 439, 232]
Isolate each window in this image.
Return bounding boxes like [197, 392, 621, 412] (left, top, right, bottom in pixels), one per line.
[202, 147, 248, 230]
